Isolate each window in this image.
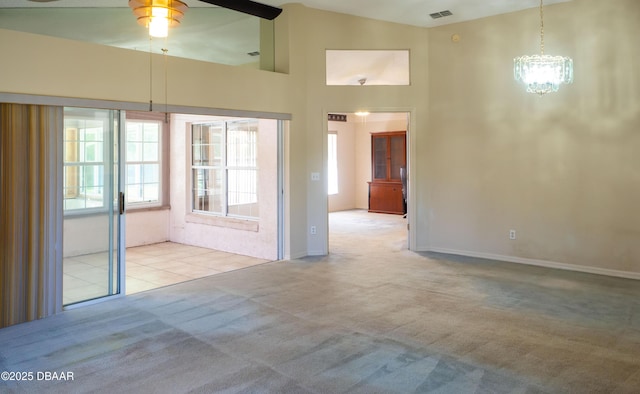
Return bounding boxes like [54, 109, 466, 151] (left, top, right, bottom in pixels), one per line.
[126, 120, 161, 206]
[325, 50, 410, 86]
[64, 111, 164, 213]
[191, 120, 258, 219]
[63, 118, 108, 211]
[328, 131, 338, 195]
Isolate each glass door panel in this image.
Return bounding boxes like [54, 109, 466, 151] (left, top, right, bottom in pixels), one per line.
[373, 136, 388, 180]
[389, 135, 405, 180]
[63, 107, 124, 306]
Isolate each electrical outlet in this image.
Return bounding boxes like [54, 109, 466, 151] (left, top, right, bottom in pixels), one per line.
[310, 225, 317, 235]
[311, 172, 320, 181]
[509, 229, 516, 240]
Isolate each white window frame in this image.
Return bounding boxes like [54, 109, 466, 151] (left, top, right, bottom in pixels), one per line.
[328, 131, 338, 195]
[191, 119, 259, 220]
[63, 116, 110, 214]
[125, 119, 162, 208]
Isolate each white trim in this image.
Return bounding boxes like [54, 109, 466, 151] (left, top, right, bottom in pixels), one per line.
[117, 111, 127, 299]
[277, 120, 285, 260]
[124, 118, 163, 209]
[0, 93, 292, 120]
[327, 131, 338, 196]
[425, 247, 640, 280]
[406, 110, 415, 251]
[63, 292, 126, 311]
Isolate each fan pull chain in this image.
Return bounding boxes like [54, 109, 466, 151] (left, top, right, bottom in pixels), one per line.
[539, 0, 545, 55]
[162, 47, 169, 123]
[149, 36, 153, 111]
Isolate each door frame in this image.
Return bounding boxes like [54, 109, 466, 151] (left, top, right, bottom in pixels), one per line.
[324, 108, 416, 253]
[63, 107, 126, 309]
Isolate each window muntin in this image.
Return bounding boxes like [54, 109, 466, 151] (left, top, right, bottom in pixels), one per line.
[191, 120, 258, 219]
[126, 120, 161, 206]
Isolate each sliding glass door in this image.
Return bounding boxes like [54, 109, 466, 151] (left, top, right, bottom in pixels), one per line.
[62, 108, 125, 306]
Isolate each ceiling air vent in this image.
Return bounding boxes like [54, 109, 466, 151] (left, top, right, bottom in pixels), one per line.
[430, 10, 453, 19]
[247, 51, 260, 57]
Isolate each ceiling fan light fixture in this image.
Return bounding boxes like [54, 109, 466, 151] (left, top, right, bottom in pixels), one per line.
[149, 7, 169, 37]
[129, 0, 188, 38]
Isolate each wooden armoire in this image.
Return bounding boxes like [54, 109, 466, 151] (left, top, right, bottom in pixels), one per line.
[368, 131, 406, 215]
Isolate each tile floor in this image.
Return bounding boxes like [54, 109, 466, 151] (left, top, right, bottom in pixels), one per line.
[63, 242, 270, 305]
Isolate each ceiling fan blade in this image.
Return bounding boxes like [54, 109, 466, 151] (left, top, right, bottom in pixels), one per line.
[198, 0, 282, 20]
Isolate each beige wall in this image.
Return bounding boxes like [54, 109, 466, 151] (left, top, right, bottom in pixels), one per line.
[0, 5, 429, 260]
[0, 27, 295, 257]
[0, 29, 292, 114]
[281, 4, 429, 254]
[425, 0, 640, 276]
[2, 0, 640, 277]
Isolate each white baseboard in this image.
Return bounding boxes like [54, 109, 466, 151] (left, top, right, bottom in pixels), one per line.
[423, 247, 640, 281]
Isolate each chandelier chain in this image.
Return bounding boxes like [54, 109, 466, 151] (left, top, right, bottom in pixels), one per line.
[539, 0, 545, 55]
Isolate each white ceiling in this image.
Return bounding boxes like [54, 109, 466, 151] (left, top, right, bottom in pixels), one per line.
[0, 0, 572, 66]
[1, 0, 572, 28]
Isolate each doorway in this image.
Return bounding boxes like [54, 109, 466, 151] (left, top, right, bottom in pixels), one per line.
[327, 111, 410, 253]
[121, 113, 284, 295]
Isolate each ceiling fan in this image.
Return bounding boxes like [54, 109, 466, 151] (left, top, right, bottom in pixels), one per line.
[26, 0, 283, 20]
[198, 0, 282, 20]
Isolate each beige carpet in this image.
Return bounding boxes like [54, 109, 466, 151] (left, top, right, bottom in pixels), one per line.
[1, 210, 639, 393]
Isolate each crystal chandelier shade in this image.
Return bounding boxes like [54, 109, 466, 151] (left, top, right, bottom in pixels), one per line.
[514, 0, 573, 95]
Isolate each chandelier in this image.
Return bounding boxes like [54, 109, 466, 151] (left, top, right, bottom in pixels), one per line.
[129, 0, 188, 38]
[514, 0, 573, 95]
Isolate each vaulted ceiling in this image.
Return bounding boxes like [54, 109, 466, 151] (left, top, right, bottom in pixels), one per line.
[0, 0, 572, 66]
